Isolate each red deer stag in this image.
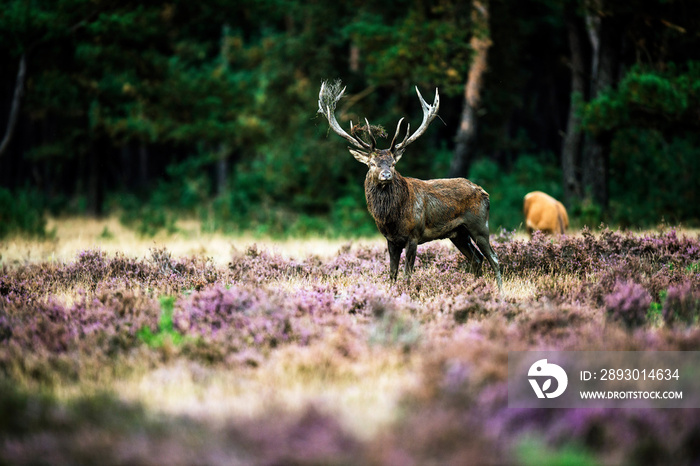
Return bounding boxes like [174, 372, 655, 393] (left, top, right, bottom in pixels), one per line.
[318, 80, 502, 290]
[523, 191, 569, 236]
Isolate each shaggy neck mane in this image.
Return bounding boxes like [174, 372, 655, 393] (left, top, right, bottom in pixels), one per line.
[365, 172, 409, 223]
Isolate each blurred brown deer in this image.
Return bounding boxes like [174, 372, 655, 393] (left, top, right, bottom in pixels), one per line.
[523, 191, 569, 236]
[318, 80, 502, 290]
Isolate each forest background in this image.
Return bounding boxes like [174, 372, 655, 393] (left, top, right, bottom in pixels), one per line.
[1, 0, 699, 240]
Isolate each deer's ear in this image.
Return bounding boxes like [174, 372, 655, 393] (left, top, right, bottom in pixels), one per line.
[349, 149, 371, 165]
[392, 149, 405, 164]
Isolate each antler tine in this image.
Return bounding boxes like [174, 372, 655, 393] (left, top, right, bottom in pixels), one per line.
[317, 81, 326, 113]
[390, 117, 405, 150]
[364, 118, 376, 150]
[394, 86, 440, 153]
[318, 81, 372, 151]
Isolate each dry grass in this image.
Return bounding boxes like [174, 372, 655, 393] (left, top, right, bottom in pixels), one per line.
[97, 342, 419, 440]
[0, 216, 385, 266]
[48, 307, 418, 441]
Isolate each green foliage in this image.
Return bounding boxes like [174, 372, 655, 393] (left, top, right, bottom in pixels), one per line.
[648, 290, 666, 326]
[476, 0, 567, 159]
[117, 195, 178, 238]
[4, 1, 700, 235]
[203, 192, 376, 239]
[98, 226, 114, 240]
[516, 436, 598, 466]
[330, 184, 378, 238]
[137, 296, 185, 348]
[607, 129, 700, 227]
[113, 156, 212, 236]
[570, 197, 603, 230]
[0, 187, 47, 239]
[579, 62, 700, 226]
[469, 153, 563, 231]
[346, 4, 471, 94]
[583, 62, 700, 135]
[152, 156, 212, 212]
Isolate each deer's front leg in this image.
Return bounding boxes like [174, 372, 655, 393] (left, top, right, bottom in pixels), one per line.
[387, 240, 403, 281]
[404, 240, 418, 277]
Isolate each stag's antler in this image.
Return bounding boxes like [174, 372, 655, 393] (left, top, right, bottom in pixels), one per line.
[391, 86, 440, 156]
[318, 81, 374, 152]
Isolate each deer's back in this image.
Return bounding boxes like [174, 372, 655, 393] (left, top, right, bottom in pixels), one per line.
[412, 177, 488, 215]
[407, 177, 490, 241]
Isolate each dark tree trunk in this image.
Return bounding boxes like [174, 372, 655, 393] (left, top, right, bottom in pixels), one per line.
[349, 43, 360, 73]
[138, 144, 149, 189]
[449, 0, 491, 178]
[216, 26, 231, 197]
[582, 133, 610, 208]
[216, 145, 229, 196]
[582, 9, 623, 209]
[87, 149, 104, 217]
[561, 5, 587, 207]
[0, 54, 27, 158]
[120, 144, 132, 189]
[450, 104, 479, 179]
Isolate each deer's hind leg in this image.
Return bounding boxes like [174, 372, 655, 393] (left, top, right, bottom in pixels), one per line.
[472, 229, 503, 291]
[405, 240, 418, 277]
[450, 227, 484, 276]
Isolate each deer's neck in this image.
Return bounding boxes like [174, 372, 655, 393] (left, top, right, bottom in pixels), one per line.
[364, 173, 410, 226]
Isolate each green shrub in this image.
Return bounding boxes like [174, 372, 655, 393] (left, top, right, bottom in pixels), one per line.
[137, 296, 185, 348]
[607, 129, 700, 227]
[117, 194, 178, 237]
[469, 153, 563, 231]
[516, 437, 598, 466]
[330, 184, 377, 237]
[0, 187, 47, 239]
[112, 157, 212, 236]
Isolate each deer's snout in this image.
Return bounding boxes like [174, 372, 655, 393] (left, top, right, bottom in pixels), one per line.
[378, 169, 393, 182]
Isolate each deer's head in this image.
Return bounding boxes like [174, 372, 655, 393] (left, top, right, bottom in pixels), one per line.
[318, 81, 439, 186]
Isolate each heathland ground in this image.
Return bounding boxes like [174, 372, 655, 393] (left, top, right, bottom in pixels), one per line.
[1, 218, 699, 465]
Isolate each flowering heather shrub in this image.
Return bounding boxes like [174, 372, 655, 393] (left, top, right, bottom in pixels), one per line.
[368, 404, 508, 465]
[339, 283, 412, 316]
[494, 406, 700, 466]
[396, 312, 700, 465]
[0, 381, 262, 466]
[663, 282, 700, 326]
[605, 282, 652, 328]
[172, 281, 420, 362]
[436, 283, 504, 323]
[230, 405, 362, 465]
[63, 248, 110, 289]
[494, 229, 597, 277]
[369, 309, 421, 351]
[0, 288, 158, 384]
[0, 230, 699, 464]
[319, 243, 388, 280]
[173, 284, 300, 362]
[494, 228, 700, 282]
[514, 303, 597, 348]
[1, 248, 220, 309]
[228, 245, 324, 283]
[0, 379, 366, 466]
